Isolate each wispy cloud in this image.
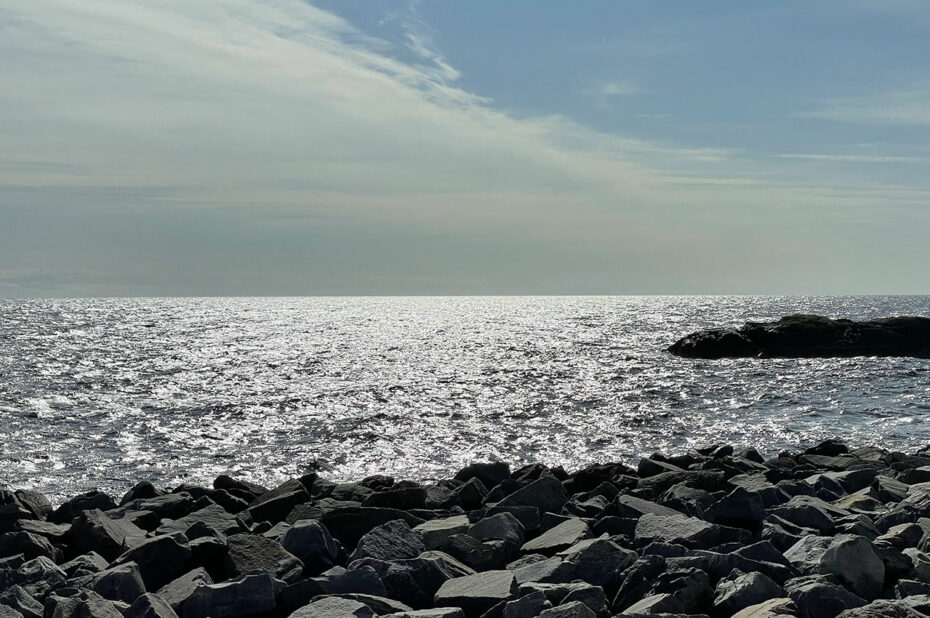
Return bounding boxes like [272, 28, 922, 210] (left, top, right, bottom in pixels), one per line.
[777, 153, 925, 163]
[805, 87, 930, 126]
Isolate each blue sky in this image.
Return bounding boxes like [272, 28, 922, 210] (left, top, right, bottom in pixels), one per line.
[1, 1, 929, 295]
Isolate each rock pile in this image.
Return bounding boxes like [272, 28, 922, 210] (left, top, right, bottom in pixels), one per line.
[7, 440, 930, 616]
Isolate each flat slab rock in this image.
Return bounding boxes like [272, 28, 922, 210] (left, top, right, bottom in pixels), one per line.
[668, 314, 930, 359]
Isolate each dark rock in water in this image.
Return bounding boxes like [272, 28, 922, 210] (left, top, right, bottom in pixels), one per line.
[668, 314, 930, 359]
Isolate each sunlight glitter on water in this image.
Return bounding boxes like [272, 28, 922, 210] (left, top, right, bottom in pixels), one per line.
[2, 295, 930, 502]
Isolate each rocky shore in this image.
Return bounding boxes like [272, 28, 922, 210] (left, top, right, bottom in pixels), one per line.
[6, 442, 930, 617]
[668, 315, 930, 359]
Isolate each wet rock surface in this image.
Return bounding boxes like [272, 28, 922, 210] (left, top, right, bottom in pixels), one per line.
[668, 314, 930, 359]
[8, 440, 930, 616]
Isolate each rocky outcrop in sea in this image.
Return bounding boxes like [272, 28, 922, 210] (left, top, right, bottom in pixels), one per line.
[668, 315, 930, 359]
[6, 440, 930, 616]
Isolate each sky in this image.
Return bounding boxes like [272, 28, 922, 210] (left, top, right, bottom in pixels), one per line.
[1, 1, 929, 296]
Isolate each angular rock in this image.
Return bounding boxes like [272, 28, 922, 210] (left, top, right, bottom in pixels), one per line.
[290, 596, 376, 617]
[731, 597, 797, 617]
[70, 509, 146, 561]
[821, 534, 885, 599]
[521, 519, 591, 556]
[714, 570, 786, 617]
[313, 565, 388, 597]
[619, 593, 684, 615]
[155, 568, 213, 614]
[112, 534, 192, 591]
[467, 513, 524, 546]
[0, 531, 61, 562]
[125, 593, 179, 618]
[182, 572, 276, 618]
[349, 519, 425, 562]
[495, 477, 569, 516]
[319, 506, 425, 548]
[787, 576, 866, 618]
[634, 512, 718, 549]
[225, 533, 303, 583]
[555, 538, 636, 588]
[434, 570, 517, 618]
[88, 562, 146, 604]
[537, 601, 596, 618]
[0, 585, 42, 618]
[281, 518, 341, 574]
[415, 516, 471, 551]
[155, 504, 241, 537]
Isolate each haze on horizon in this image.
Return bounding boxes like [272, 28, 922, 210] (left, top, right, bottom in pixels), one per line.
[2, 1, 929, 297]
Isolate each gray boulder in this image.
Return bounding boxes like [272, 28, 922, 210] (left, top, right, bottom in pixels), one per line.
[415, 516, 471, 550]
[282, 518, 341, 574]
[714, 570, 786, 617]
[155, 568, 213, 613]
[521, 519, 590, 555]
[821, 534, 885, 599]
[290, 596, 375, 617]
[467, 513, 524, 546]
[0, 585, 42, 618]
[537, 601, 596, 617]
[225, 533, 303, 583]
[111, 534, 192, 591]
[349, 520, 425, 562]
[434, 570, 517, 617]
[125, 594, 179, 618]
[634, 512, 718, 548]
[70, 509, 146, 561]
[495, 477, 569, 515]
[182, 572, 276, 618]
[555, 538, 636, 588]
[88, 562, 146, 604]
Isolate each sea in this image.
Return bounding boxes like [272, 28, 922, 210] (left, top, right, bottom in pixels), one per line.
[2, 296, 930, 503]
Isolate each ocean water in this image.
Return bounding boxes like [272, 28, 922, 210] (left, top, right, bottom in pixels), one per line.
[2, 296, 930, 503]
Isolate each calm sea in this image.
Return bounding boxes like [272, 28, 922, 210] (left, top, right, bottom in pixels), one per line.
[2, 296, 929, 502]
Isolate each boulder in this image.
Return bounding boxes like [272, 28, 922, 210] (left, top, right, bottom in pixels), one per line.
[555, 538, 636, 588]
[182, 572, 276, 618]
[281, 518, 341, 574]
[634, 512, 718, 548]
[349, 519, 425, 562]
[313, 565, 388, 597]
[619, 593, 685, 615]
[836, 600, 926, 617]
[125, 593, 179, 618]
[537, 601, 596, 617]
[319, 506, 425, 548]
[0, 585, 42, 618]
[111, 534, 192, 591]
[87, 562, 147, 604]
[155, 504, 241, 537]
[155, 568, 212, 613]
[383, 610, 465, 618]
[224, 533, 303, 583]
[467, 513, 524, 546]
[521, 519, 590, 555]
[415, 516, 471, 550]
[821, 534, 885, 599]
[786, 576, 867, 618]
[290, 597, 376, 617]
[731, 597, 797, 617]
[434, 570, 517, 617]
[714, 570, 786, 617]
[495, 477, 569, 515]
[0, 531, 61, 562]
[70, 509, 146, 561]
